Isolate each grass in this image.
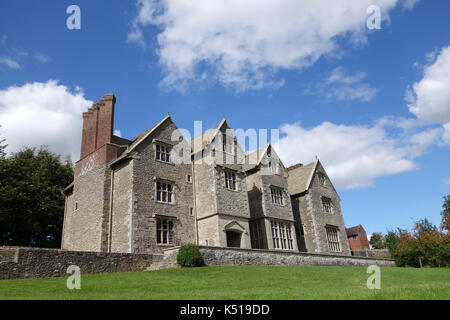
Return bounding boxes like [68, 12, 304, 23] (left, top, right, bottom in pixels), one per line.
[0, 266, 449, 300]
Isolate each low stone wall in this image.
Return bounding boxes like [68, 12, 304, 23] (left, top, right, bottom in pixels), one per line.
[0, 246, 163, 280]
[157, 246, 396, 269]
[352, 249, 391, 259]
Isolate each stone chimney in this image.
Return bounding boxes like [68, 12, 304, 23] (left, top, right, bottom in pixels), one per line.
[80, 94, 116, 160]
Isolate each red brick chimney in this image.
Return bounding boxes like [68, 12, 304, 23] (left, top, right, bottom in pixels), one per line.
[80, 94, 116, 160]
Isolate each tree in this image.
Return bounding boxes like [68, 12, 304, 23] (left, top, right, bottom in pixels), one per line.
[0, 125, 7, 159]
[385, 228, 403, 251]
[369, 232, 385, 249]
[0, 146, 73, 247]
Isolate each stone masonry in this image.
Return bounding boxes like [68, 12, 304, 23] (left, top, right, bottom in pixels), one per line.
[62, 93, 354, 258]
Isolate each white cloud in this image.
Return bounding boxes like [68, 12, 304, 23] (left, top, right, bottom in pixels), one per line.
[0, 57, 21, 69]
[443, 123, 450, 145]
[129, 0, 412, 91]
[113, 130, 122, 137]
[407, 45, 450, 124]
[443, 178, 450, 186]
[402, 0, 420, 10]
[276, 121, 435, 189]
[0, 80, 92, 160]
[34, 53, 52, 64]
[306, 67, 378, 102]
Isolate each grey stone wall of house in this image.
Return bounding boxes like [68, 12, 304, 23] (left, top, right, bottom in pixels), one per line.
[291, 194, 315, 252]
[155, 246, 396, 269]
[62, 164, 111, 252]
[352, 249, 391, 259]
[0, 246, 161, 280]
[130, 118, 196, 254]
[110, 159, 134, 253]
[308, 162, 351, 255]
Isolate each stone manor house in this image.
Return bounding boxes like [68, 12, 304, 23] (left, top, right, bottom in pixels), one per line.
[61, 94, 351, 256]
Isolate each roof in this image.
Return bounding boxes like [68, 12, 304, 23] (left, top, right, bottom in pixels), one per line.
[346, 224, 366, 237]
[243, 144, 269, 172]
[109, 113, 172, 166]
[287, 160, 317, 195]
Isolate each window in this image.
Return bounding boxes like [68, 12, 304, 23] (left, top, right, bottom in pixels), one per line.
[190, 207, 194, 216]
[271, 221, 294, 250]
[318, 172, 326, 186]
[74, 202, 78, 211]
[271, 187, 284, 205]
[186, 174, 192, 183]
[326, 226, 341, 252]
[156, 181, 173, 203]
[269, 160, 279, 174]
[224, 171, 236, 190]
[299, 225, 305, 236]
[156, 144, 171, 163]
[156, 218, 174, 244]
[250, 220, 265, 249]
[222, 136, 234, 155]
[321, 197, 332, 214]
[352, 235, 357, 240]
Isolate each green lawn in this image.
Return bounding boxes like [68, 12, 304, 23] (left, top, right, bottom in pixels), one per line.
[0, 266, 449, 300]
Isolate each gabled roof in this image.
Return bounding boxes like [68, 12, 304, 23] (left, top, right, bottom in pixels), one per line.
[287, 159, 318, 195]
[244, 144, 269, 172]
[346, 224, 366, 237]
[244, 144, 284, 173]
[190, 117, 243, 155]
[109, 113, 172, 166]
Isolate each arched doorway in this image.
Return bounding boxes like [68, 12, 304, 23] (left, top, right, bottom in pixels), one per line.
[226, 230, 241, 248]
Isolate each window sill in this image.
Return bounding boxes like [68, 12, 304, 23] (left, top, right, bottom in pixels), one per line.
[155, 159, 175, 166]
[156, 201, 175, 205]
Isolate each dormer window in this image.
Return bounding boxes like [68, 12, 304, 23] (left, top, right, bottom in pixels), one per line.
[318, 172, 326, 186]
[269, 160, 279, 174]
[222, 136, 234, 155]
[156, 144, 171, 163]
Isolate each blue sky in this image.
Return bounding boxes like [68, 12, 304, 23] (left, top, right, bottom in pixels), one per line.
[1, 0, 449, 236]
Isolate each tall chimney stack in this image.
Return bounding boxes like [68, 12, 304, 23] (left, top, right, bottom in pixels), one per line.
[80, 94, 116, 160]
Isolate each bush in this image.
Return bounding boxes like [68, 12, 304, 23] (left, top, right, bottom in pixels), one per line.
[176, 244, 204, 267]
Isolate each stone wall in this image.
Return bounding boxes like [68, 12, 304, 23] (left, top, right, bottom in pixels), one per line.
[304, 163, 351, 255]
[131, 118, 196, 254]
[156, 246, 396, 269]
[0, 246, 161, 280]
[352, 249, 391, 259]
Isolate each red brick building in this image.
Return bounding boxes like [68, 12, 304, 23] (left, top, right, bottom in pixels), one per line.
[346, 224, 370, 251]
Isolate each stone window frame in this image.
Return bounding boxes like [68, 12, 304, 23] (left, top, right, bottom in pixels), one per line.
[224, 169, 237, 191]
[321, 196, 333, 214]
[154, 140, 173, 164]
[270, 220, 294, 250]
[221, 134, 235, 156]
[155, 179, 175, 204]
[270, 186, 284, 206]
[318, 172, 327, 186]
[325, 225, 341, 252]
[156, 217, 174, 245]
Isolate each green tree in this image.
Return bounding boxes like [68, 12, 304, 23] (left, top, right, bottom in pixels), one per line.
[385, 228, 403, 251]
[442, 195, 450, 219]
[0, 146, 73, 247]
[369, 232, 385, 249]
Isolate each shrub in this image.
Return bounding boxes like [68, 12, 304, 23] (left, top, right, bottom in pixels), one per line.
[176, 244, 204, 267]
